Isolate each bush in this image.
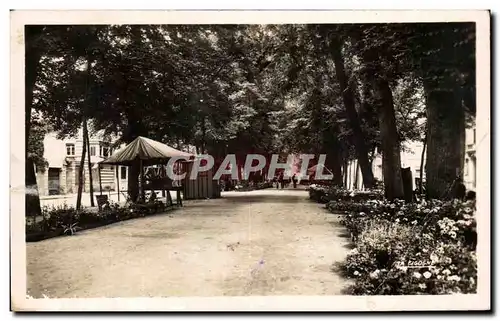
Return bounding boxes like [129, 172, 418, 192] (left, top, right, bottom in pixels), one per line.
[309, 185, 384, 204]
[336, 198, 477, 295]
[31, 202, 140, 236]
[39, 204, 81, 232]
[308, 184, 332, 203]
[234, 181, 273, 192]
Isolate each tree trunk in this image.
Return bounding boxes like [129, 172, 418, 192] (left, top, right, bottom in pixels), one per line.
[419, 133, 427, 194]
[201, 117, 207, 154]
[375, 78, 404, 200]
[25, 26, 44, 218]
[76, 121, 88, 210]
[84, 120, 95, 207]
[354, 161, 360, 190]
[425, 85, 465, 199]
[127, 161, 140, 202]
[124, 114, 146, 202]
[330, 38, 375, 188]
[84, 54, 95, 206]
[26, 159, 41, 220]
[343, 160, 348, 187]
[369, 146, 376, 166]
[331, 153, 343, 187]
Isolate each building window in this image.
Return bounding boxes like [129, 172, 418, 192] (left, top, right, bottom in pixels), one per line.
[66, 143, 75, 156]
[100, 144, 110, 157]
[90, 146, 96, 156]
[120, 166, 127, 179]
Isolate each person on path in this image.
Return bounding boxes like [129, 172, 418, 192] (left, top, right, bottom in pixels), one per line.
[292, 174, 298, 188]
[273, 175, 278, 189]
[279, 172, 285, 189]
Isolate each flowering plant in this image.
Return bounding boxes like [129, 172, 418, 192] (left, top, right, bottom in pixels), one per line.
[332, 191, 477, 295]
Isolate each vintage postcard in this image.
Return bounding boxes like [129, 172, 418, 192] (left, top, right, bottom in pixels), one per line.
[10, 10, 490, 311]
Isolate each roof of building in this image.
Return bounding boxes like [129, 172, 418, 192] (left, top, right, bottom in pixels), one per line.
[99, 136, 194, 166]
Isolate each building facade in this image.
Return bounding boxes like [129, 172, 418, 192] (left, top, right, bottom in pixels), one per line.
[345, 127, 477, 192]
[35, 129, 129, 196]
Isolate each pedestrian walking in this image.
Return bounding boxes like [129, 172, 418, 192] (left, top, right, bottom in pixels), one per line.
[273, 175, 278, 189]
[279, 172, 285, 189]
[292, 174, 298, 188]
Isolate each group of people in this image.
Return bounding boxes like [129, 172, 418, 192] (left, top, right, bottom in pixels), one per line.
[272, 172, 298, 189]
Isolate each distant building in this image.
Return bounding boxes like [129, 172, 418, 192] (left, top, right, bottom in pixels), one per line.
[345, 127, 476, 191]
[35, 129, 129, 196]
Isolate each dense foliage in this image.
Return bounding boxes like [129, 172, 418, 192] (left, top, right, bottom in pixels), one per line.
[25, 23, 475, 208]
[308, 184, 477, 295]
[26, 200, 175, 241]
[340, 199, 477, 295]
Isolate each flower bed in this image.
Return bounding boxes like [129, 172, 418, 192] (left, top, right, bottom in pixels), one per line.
[26, 201, 174, 242]
[332, 198, 477, 295]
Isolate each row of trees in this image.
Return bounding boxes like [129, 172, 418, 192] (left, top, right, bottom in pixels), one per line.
[25, 23, 475, 215]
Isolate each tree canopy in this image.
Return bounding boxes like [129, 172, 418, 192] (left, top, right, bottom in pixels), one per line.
[25, 22, 476, 205]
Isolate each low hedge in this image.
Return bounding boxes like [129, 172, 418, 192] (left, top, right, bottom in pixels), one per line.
[234, 181, 273, 192]
[26, 201, 174, 242]
[309, 184, 384, 203]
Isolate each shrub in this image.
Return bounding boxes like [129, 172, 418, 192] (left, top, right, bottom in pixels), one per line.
[39, 204, 81, 232]
[309, 185, 384, 204]
[31, 202, 137, 236]
[308, 184, 332, 203]
[337, 198, 477, 295]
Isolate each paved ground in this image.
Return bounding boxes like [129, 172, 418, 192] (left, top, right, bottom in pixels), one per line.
[27, 188, 352, 298]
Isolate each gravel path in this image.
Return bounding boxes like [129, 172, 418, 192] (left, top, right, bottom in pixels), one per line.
[27, 188, 352, 298]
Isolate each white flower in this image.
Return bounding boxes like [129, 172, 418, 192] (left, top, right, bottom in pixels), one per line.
[395, 218, 400, 223]
[412, 220, 418, 225]
[369, 270, 380, 279]
[418, 283, 427, 290]
[442, 269, 451, 275]
[447, 275, 461, 282]
[449, 232, 457, 239]
[423, 271, 432, 279]
[445, 257, 452, 264]
[430, 253, 439, 263]
[353, 271, 360, 276]
[413, 272, 422, 279]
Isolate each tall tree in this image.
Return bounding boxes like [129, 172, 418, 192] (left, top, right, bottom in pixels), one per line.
[329, 36, 375, 188]
[85, 120, 95, 207]
[76, 119, 87, 210]
[406, 23, 475, 198]
[25, 26, 45, 218]
[355, 26, 405, 200]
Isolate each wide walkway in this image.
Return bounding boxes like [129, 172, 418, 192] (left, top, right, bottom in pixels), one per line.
[27, 189, 352, 298]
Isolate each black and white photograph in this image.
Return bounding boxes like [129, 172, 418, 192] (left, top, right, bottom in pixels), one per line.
[10, 10, 490, 311]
